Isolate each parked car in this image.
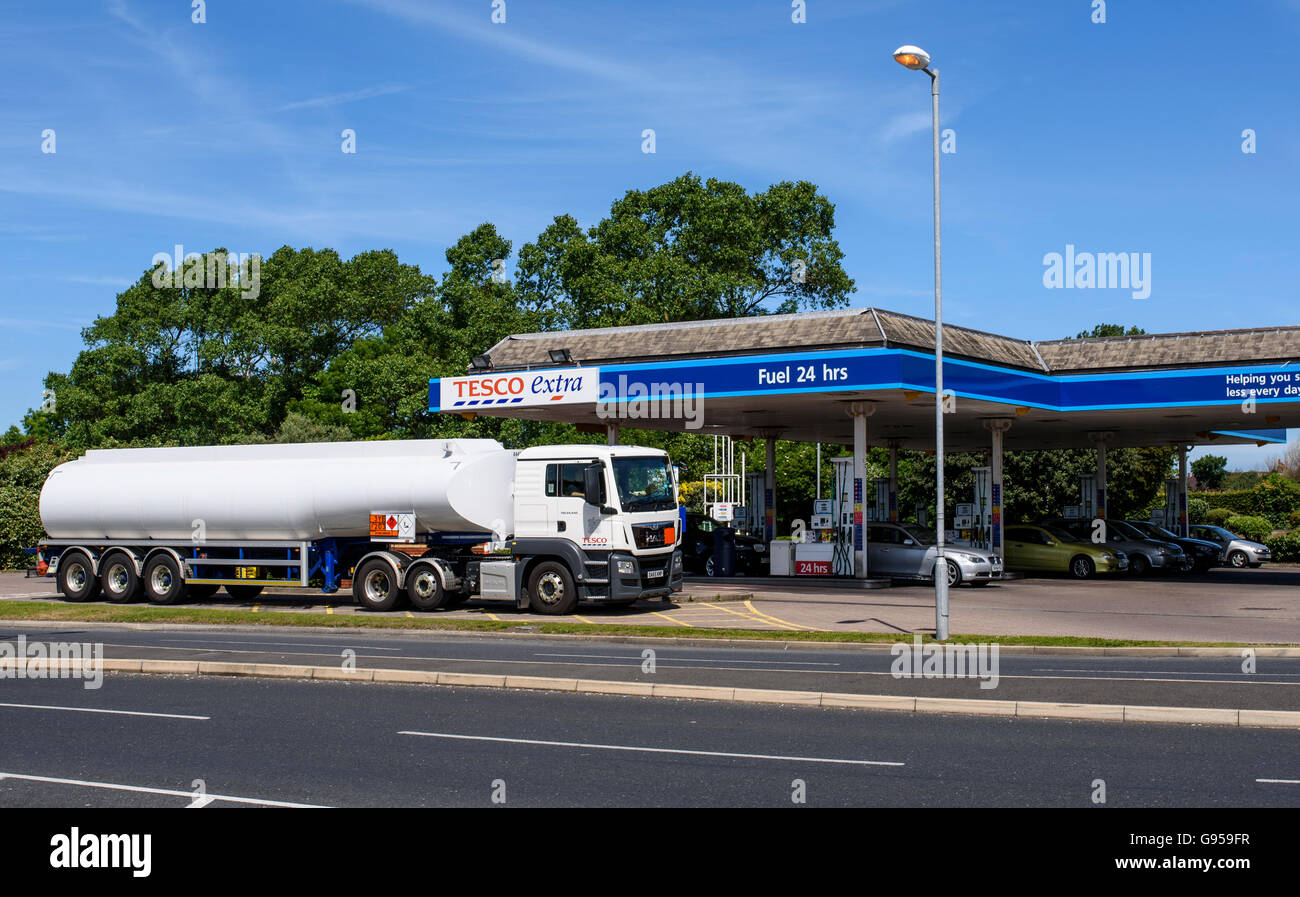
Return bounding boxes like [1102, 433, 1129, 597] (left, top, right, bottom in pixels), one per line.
[1002, 524, 1128, 578]
[866, 523, 1003, 587]
[682, 512, 769, 576]
[1123, 520, 1222, 572]
[1041, 517, 1188, 576]
[1188, 524, 1271, 568]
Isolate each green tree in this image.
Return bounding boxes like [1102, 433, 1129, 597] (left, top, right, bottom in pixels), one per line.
[1070, 323, 1146, 339]
[516, 173, 855, 329]
[1191, 454, 1228, 490]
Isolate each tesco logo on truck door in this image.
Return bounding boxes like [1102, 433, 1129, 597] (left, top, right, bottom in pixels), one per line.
[438, 366, 601, 410]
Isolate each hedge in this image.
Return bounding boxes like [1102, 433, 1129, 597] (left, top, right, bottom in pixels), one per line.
[1224, 515, 1273, 542]
[1265, 532, 1300, 562]
[1207, 507, 1235, 525]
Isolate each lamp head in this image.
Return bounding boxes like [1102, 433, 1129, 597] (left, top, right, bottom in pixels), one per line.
[892, 45, 931, 70]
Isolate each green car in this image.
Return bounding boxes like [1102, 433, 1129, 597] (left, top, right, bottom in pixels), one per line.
[1002, 524, 1128, 579]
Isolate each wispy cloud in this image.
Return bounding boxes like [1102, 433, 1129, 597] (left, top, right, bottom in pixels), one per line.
[277, 83, 414, 112]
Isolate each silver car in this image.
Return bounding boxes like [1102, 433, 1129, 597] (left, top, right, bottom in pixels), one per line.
[1189, 525, 1272, 568]
[1043, 517, 1187, 576]
[867, 523, 1003, 587]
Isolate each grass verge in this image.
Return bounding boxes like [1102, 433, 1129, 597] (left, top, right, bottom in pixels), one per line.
[0, 600, 1290, 648]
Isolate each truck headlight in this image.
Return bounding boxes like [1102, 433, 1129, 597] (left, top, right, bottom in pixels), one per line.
[616, 560, 635, 575]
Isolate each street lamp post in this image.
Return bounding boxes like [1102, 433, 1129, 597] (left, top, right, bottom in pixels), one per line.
[893, 44, 949, 640]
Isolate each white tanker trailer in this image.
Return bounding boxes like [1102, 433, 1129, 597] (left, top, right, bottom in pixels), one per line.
[37, 439, 683, 615]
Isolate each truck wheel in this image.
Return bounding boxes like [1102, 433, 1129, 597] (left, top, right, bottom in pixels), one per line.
[143, 555, 185, 605]
[99, 553, 141, 603]
[58, 551, 100, 602]
[185, 584, 220, 600]
[528, 561, 578, 615]
[225, 585, 264, 600]
[443, 591, 470, 608]
[353, 560, 401, 612]
[406, 564, 446, 611]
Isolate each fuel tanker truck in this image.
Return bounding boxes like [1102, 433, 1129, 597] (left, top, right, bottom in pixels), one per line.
[37, 439, 683, 615]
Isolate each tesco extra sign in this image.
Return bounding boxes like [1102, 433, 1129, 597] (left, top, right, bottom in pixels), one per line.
[438, 366, 600, 409]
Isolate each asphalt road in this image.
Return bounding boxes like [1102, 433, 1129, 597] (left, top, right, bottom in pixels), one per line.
[4, 623, 1299, 710]
[0, 673, 1296, 807]
[6, 565, 1300, 642]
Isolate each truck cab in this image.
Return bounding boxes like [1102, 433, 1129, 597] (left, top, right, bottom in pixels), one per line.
[477, 445, 684, 614]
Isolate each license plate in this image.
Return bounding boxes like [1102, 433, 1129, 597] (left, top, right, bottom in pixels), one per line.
[647, 569, 664, 579]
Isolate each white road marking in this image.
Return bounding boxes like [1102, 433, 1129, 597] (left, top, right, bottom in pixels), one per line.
[0, 772, 327, 807]
[0, 702, 208, 720]
[533, 652, 840, 667]
[399, 731, 903, 767]
[1256, 778, 1300, 784]
[158, 638, 403, 651]
[1041, 667, 1300, 678]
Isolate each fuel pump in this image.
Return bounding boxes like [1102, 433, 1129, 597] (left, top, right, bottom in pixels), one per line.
[970, 467, 992, 550]
[831, 457, 854, 576]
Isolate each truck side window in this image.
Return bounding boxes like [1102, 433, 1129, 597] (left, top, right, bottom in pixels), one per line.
[545, 463, 605, 502]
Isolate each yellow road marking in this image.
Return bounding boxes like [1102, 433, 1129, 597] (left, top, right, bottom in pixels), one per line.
[650, 611, 692, 628]
[574, 615, 594, 624]
[325, 605, 334, 615]
[486, 613, 500, 622]
[405, 611, 415, 619]
[707, 601, 789, 629]
[743, 599, 820, 632]
[251, 604, 260, 613]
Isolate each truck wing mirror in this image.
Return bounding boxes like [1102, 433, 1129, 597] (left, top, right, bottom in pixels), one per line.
[583, 463, 604, 508]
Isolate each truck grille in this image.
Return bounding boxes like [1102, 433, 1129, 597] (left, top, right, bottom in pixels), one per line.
[632, 523, 674, 550]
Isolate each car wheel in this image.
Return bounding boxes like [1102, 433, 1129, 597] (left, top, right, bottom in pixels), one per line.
[1129, 554, 1150, 576]
[704, 555, 715, 577]
[942, 559, 962, 587]
[1069, 555, 1096, 579]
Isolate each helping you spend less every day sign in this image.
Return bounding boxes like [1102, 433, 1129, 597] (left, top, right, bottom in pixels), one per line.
[1224, 371, 1300, 400]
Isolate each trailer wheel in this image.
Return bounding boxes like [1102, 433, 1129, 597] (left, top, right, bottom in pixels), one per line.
[185, 584, 220, 601]
[143, 555, 185, 605]
[353, 560, 402, 612]
[528, 561, 578, 615]
[58, 551, 100, 602]
[99, 553, 141, 603]
[225, 585, 264, 600]
[406, 564, 446, 611]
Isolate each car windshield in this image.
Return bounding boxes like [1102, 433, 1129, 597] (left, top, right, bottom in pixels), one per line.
[900, 525, 936, 545]
[612, 456, 676, 512]
[1132, 521, 1178, 540]
[1198, 525, 1236, 540]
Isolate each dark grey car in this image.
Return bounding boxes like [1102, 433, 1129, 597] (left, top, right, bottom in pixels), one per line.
[1040, 517, 1186, 576]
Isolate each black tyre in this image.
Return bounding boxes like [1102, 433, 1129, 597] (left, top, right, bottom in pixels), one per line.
[704, 554, 715, 577]
[1069, 555, 1096, 579]
[225, 584, 264, 600]
[185, 584, 220, 600]
[1227, 550, 1248, 569]
[58, 551, 100, 602]
[1129, 554, 1150, 576]
[443, 591, 470, 608]
[528, 561, 578, 615]
[406, 564, 446, 611]
[99, 552, 141, 603]
[353, 559, 401, 612]
[970, 580, 991, 587]
[143, 555, 185, 605]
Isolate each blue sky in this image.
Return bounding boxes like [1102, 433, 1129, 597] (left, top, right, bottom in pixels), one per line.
[2, 0, 1297, 468]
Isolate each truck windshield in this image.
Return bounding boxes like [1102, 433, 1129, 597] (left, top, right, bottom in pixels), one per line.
[612, 457, 676, 512]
